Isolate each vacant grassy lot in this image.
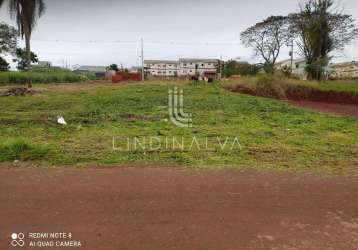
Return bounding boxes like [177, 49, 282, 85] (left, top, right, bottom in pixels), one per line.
[0, 81, 357, 173]
[224, 76, 358, 93]
[0, 68, 88, 84]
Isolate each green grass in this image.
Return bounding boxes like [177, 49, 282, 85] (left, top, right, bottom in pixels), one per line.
[225, 75, 358, 93]
[0, 138, 52, 161]
[285, 78, 358, 93]
[0, 81, 357, 173]
[0, 68, 88, 84]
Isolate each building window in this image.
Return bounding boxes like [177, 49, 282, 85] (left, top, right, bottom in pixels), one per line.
[201, 64, 204, 66]
[183, 64, 187, 66]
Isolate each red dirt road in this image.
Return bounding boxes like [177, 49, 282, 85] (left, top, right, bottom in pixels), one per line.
[289, 100, 358, 117]
[1, 167, 358, 250]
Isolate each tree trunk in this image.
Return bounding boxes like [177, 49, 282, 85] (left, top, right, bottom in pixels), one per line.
[25, 34, 31, 71]
[25, 33, 32, 88]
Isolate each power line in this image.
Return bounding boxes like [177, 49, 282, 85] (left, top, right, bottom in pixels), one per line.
[32, 39, 241, 46]
[32, 39, 139, 44]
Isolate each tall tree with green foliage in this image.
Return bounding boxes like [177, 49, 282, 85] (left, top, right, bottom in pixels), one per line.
[0, 22, 18, 55]
[223, 60, 262, 77]
[108, 64, 119, 71]
[289, 0, 358, 80]
[0, 22, 18, 72]
[0, 56, 10, 71]
[241, 16, 291, 74]
[0, 0, 45, 71]
[13, 47, 38, 70]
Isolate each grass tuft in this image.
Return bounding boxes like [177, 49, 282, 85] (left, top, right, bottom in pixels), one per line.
[0, 139, 52, 161]
[0, 69, 88, 85]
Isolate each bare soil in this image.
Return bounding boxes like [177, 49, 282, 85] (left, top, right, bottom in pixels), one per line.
[224, 84, 358, 104]
[288, 100, 358, 117]
[0, 87, 35, 97]
[225, 84, 358, 116]
[1, 166, 358, 250]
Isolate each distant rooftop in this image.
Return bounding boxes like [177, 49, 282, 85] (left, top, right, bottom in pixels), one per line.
[332, 61, 358, 67]
[179, 58, 219, 63]
[144, 60, 179, 64]
[144, 59, 219, 64]
[76, 66, 107, 72]
[276, 58, 306, 65]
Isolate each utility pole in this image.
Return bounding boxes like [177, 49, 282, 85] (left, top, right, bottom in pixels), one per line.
[220, 55, 223, 80]
[141, 38, 144, 81]
[289, 42, 294, 73]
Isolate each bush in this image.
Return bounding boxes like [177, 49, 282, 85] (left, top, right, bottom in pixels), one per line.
[0, 139, 52, 161]
[0, 57, 10, 71]
[255, 75, 287, 99]
[223, 60, 262, 77]
[0, 70, 88, 84]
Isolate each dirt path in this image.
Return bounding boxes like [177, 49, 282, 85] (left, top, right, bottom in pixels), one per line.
[1, 167, 358, 250]
[289, 100, 358, 117]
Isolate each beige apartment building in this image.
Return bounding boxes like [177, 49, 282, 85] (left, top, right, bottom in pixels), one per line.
[144, 58, 219, 77]
[144, 60, 180, 76]
[330, 61, 358, 79]
[178, 58, 219, 76]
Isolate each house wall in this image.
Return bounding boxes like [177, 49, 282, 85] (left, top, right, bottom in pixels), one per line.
[144, 59, 218, 77]
[276, 59, 307, 79]
[144, 62, 179, 76]
[179, 61, 217, 76]
[331, 63, 358, 79]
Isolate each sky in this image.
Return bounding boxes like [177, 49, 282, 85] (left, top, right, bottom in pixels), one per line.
[1, 0, 358, 68]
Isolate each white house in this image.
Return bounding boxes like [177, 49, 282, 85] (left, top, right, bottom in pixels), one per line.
[179, 58, 219, 77]
[74, 66, 107, 77]
[329, 61, 358, 79]
[276, 58, 307, 79]
[144, 60, 180, 76]
[144, 58, 219, 77]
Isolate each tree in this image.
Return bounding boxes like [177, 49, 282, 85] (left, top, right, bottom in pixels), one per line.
[289, 0, 358, 80]
[223, 60, 262, 77]
[0, 0, 45, 70]
[0, 22, 18, 55]
[13, 47, 38, 70]
[0, 56, 10, 71]
[241, 16, 291, 74]
[108, 64, 119, 71]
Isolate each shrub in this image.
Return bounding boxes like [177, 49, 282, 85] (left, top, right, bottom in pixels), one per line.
[0, 57, 10, 71]
[0, 139, 52, 161]
[0, 70, 88, 84]
[255, 75, 287, 99]
[223, 60, 262, 77]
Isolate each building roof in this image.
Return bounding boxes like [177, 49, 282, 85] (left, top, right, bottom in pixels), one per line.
[276, 58, 306, 65]
[75, 66, 107, 73]
[179, 58, 219, 63]
[144, 60, 179, 65]
[331, 61, 358, 68]
[38, 61, 52, 66]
